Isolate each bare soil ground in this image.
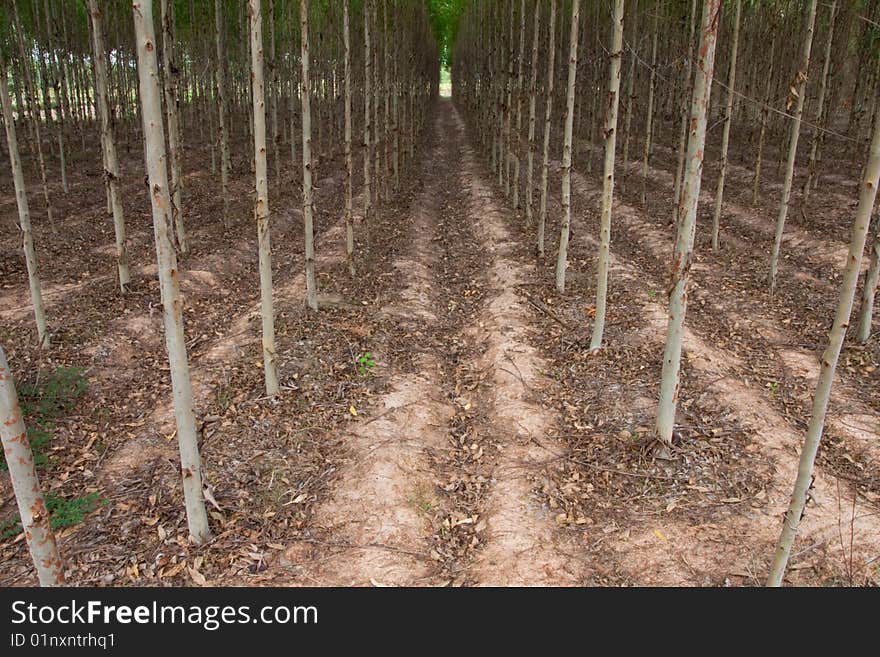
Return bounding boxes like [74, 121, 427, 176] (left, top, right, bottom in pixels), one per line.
[1, 100, 878, 586]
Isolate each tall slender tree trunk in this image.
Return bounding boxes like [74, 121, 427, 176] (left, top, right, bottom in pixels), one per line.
[769, 0, 818, 294]
[857, 216, 880, 343]
[301, 0, 318, 312]
[249, 0, 279, 397]
[768, 103, 880, 587]
[620, 0, 638, 187]
[640, 8, 659, 207]
[512, 0, 526, 211]
[0, 346, 63, 586]
[215, 0, 231, 228]
[12, 0, 54, 232]
[161, 0, 188, 253]
[590, 0, 624, 349]
[538, 0, 558, 257]
[525, 0, 541, 227]
[656, 0, 722, 445]
[132, 0, 210, 544]
[88, 0, 131, 292]
[804, 0, 838, 199]
[555, 0, 580, 292]
[752, 33, 777, 205]
[42, 0, 69, 195]
[364, 0, 373, 237]
[344, 0, 355, 275]
[0, 50, 49, 349]
[671, 0, 697, 225]
[711, 0, 742, 251]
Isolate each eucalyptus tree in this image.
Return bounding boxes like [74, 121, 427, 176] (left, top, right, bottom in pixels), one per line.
[301, 0, 318, 312]
[555, 0, 581, 293]
[538, 0, 558, 257]
[161, 0, 187, 253]
[656, 0, 722, 445]
[0, 46, 49, 349]
[768, 0, 818, 294]
[769, 97, 880, 587]
[710, 0, 741, 251]
[132, 0, 210, 544]
[589, 0, 624, 351]
[0, 346, 64, 586]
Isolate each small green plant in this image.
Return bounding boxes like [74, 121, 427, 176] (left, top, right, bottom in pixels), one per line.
[767, 380, 780, 398]
[356, 352, 376, 375]
[45, 493, 103, 531]
[1, 366, 87, 471]
[0, 517, 22, 540]
[648, 290, 659, 300]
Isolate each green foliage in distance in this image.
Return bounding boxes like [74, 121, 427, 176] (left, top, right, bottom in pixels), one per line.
[426, 0, 466, 67]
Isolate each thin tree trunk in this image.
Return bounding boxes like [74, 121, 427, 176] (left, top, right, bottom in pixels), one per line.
[768, 102, 880, 587]
[671, 0, 697, 224]
[857, 216, 880, 343]
[538, 0, 557, 256]
[161, 0, 188, 253]
[711, 0, 742, 251]
[249, 0, 279, 397]
[364, 0, 373, 236]
[1, 50, 49, 349]
[640, 8, 658, 208]
[752, 33, 776, 205]
[656, 0, 722, 444]
[620, 0, 638, 187]
[301, 0, 318, 312]
[555, 0, 580, 292]
[525, 0, 541, 227]
[344, 0, 355, 275]
[132, 0, 210, 544]
[215, 0, 231, 229]
[590, 0, 624, 349]
[512, 0, 526, 211]
[0, 346, 64, 586]
[769, 0, 818, 294]
[804, 0, 838, 199]
[88, 0, 131, 292]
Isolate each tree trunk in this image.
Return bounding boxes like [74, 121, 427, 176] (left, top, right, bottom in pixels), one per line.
[364, 0, 373, 236]
[671, 0, 697, 225]
[769, 0, 818, 294]
[0, 50, 49, 349]
[0, 346, 64, 586]
[711, 0, 742, 251]
[344, 0, 355, 275]
[525, 0, 541, 227]
[857, 215, 880, 343]
[249, 0, 280, 397]
[804, 0, 838, 199]
[88, 0, 131, 293]
[161, 0, 188, 253]
[656, 0, 722, 444]
[555, 0, 580, 292]
[132, 0, 210, 544]
[215, 0, 231, 228]
[590, 0, 624, 349]
[538, 0, 557, 257]
[512, 0, 526, 211]
[301, 0, 318, 312]
[620, 0, 638, 187]
[768, 98, 880, 587]
[640, 8, 659, 208]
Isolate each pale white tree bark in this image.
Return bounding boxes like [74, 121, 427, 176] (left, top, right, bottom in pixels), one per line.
[671, 0, 697, 224]
[769, 0, 818, 294]
[132, 0, 210, 544]
[344, 0, 355, 275]
[555, 0, 580, 292]
[768, 105, 880, 587]
[88, 0, 130, 292]
[590, 0, 625, 350]
[857, 222, 879, 343]
[656, 0, 722, 444]
[804, 0, 838, 199]
[711, 0, 742, 251]
[301, 0, 318, 311]
[538, 0, 557, 256]
[215, 0, 231, 228]
[1, 50, 49, 349]
[0, 346, 64, 586]
[525, 0, 541, 227]
[364, 0, 373, 230]
[161, 0, 188, 253]
[640, 8, 659, 208]
[249, 0, 279, 397]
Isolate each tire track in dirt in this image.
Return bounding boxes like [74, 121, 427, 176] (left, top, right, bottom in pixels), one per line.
[451, 108, 588, 586]
[277, 109, 455, 587]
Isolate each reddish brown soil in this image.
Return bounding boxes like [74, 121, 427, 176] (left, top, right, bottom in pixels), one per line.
[1, 100, 878, 587]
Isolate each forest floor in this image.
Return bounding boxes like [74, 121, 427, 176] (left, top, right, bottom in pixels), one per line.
[1, 99, 879, 586]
